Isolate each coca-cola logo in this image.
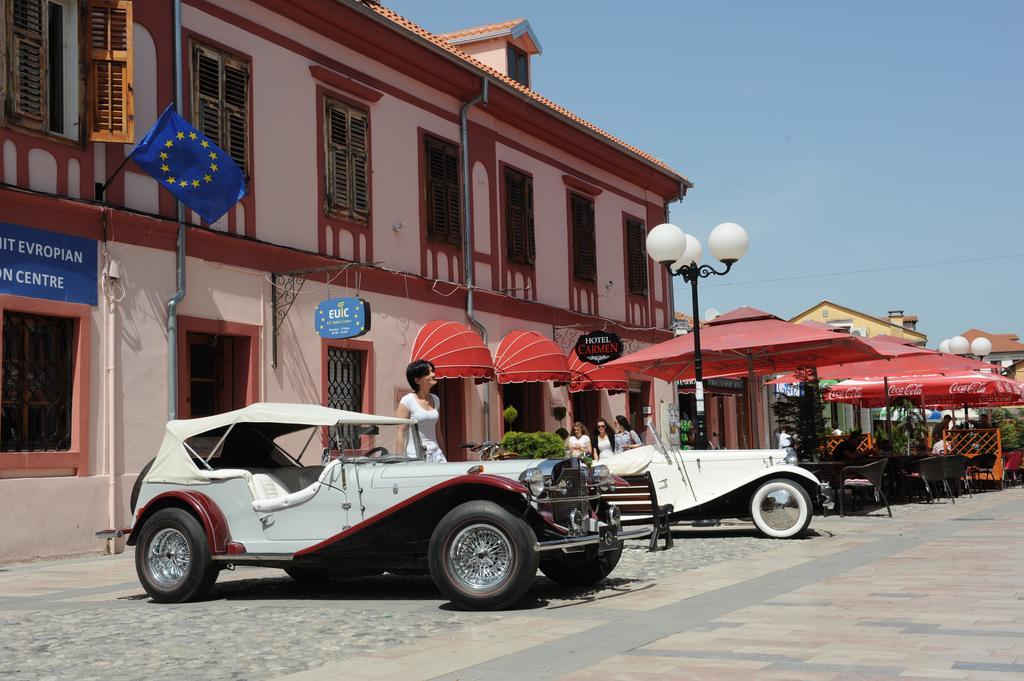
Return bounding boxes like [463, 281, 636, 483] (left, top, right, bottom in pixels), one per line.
[950, 382, 986, 394]
[888, 384, 923, 396]
[827, 387, 863, 399]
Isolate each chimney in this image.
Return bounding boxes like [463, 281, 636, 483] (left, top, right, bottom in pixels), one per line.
[887, 309, 904, 328]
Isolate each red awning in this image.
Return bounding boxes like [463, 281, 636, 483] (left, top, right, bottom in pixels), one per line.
[411, 321, 494, 382]
[567, 349, 627, 394]
[494, 330, 572, 384]
[822, 373, 1024, 408]
[769, 352, 999, 383]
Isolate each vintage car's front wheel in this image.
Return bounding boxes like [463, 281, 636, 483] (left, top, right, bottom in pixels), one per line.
[750, 478, 813, 539]
[428, 500, 538, 610]
[539, 543, 623, 587]
[135, 508, 219, 603]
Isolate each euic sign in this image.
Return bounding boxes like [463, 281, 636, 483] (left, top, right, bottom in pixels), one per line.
[315, 297, 370, 339]
[575, 331, 623, 365]
[0, 222, 97, 305]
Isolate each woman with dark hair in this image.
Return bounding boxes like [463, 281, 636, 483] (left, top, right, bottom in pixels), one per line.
[396, 360, 446, 463]
[592, 418, 614, 460]
[613, 415, 643, 451]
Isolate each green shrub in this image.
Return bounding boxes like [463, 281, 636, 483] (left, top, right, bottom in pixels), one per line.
[501, 431, 566, 459]
[503, 405, 519, 426]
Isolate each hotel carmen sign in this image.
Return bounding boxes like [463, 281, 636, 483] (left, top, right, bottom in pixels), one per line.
[0, 222, 97, 305]
[575, 331, 623, 365]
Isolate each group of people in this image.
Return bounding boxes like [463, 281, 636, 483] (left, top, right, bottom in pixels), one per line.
[565, 416, 643, 460]
[398, 359, 645, 464]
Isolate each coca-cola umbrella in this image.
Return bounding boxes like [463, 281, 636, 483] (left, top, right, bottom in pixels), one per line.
[822, 373, 1024, 409]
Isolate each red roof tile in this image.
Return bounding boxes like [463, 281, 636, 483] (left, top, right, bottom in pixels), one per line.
[364, 4, 688, 184]
[436, 18, 524, 42]
[961, 328, 1024, 354]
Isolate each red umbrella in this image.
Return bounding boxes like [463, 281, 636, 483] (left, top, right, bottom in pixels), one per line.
[823, 373, 1024, 409]
[411, 320, 495, 382]
[606, 307, 886, 381]
[769, 352, 998, 383]
[567, 349, 628, 394]
[493, 330, 572, 384]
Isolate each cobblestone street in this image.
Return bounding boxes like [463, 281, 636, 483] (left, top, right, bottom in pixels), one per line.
[5, 490, 1022, 680]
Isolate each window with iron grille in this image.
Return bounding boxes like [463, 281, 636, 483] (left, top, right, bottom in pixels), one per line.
[504, 167, 535, 265]
[571, 193, 596, 281]
[424, 134, 461, 246]
[1, 313, 73, 452]
[325, 98, 370, 224]
[191, 42, 249, 174]
[326, 346, 364, 450]
[626, 218, 648, 295]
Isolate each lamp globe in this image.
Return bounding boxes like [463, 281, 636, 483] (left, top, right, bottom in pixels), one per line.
[938, 339, 951, 354]
[970, 337, 992, 358]
[646, 223, 687, 265]
[948, 335, 970, 356]
[708, 222, 749, 263]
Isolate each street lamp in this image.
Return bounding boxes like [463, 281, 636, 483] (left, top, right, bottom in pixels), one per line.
[647, 222, 749, 449]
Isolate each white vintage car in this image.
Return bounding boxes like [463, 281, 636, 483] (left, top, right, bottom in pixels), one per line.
[601, 429, 832, 539]
[108, 403, 646, 610]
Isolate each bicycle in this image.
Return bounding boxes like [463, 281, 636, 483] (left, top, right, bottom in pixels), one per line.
[458, 441, 503, 461]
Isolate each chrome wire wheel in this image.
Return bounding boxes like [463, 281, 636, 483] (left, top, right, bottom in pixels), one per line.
[146, 527, 192, 587]
[759, 489, 799, 531]
[447, 523, 514, 591]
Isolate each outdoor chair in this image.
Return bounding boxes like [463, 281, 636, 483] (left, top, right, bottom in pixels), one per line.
[839, 458, 891, 518]
[943, 455, 972, 499]
[902, 456, 951, 504]
[968, 453, 998, 491]
[1000, 450, 1023, 488]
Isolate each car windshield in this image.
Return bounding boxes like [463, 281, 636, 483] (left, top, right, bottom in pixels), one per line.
[185, 420, 425, 468]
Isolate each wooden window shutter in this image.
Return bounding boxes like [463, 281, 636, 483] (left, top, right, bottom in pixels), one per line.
[626, 219, 648, 295]
[222, 56, 248, 172]
[87, 0, 133, 143]
[504, 168, 535, 265]
[9, 0, 47, 131]
[325, 101, 370, 225]
[572, 194, 596, 281]
[193, 45, 222, 146]
[424, 136, 460, 246]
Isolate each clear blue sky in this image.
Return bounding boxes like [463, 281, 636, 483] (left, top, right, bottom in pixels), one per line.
[388, 0, 1023, 346]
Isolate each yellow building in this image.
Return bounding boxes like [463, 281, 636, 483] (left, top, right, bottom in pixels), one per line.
[789, 301, 928, 345]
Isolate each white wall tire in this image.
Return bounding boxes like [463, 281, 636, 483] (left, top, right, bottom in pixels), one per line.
[750, 478, 812, 539]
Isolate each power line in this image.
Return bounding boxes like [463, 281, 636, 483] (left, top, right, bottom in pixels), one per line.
[698, 253, 1024, 288]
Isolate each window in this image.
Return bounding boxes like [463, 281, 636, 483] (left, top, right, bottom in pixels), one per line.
[506, 44, 529, 87]
[3, 0, 132, 142]
[1, 313, 73, 451]
[192, 42, 249, 174]
[504, 167, 535, 265]
[326, 346, 364, 447]
[625, 217, 648, 295]
[325, 98, 370, 224]
[424, 134, 460, 246]
[570, 193, 596, 281]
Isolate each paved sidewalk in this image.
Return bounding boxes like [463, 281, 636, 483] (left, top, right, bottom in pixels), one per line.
[1, 489, 1021, 680]
[279, 489, 1024, 681]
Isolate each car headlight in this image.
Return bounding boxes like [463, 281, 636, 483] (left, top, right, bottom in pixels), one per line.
[783, 448, 798, 465]
[591, 464, 613, 491]
[519, 467, 545, 497]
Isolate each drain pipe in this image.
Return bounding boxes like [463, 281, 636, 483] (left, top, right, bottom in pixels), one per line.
[461, 78, 490, 441]
[166, 0, 186, 420]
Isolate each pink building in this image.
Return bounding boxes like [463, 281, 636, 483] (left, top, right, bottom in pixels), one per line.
[0, 1, 689, 561]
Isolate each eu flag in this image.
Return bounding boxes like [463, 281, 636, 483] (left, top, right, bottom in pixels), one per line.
[129, 105, 246, 224]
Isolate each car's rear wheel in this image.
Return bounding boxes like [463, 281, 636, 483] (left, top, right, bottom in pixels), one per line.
[135, 508, 219, 603]
[428, 500, 538, 610]
[539, 543, 623, 587]
[750, 478, 813, 539]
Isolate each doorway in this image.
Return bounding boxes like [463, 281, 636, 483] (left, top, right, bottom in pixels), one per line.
[500, 382, 543, 433]
[433, 378, 466, 460]
[186, 333, 251, 417]
[571, 390, 599, 432]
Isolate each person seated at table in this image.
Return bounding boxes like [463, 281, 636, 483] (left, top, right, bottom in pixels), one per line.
[832, 431, 863, 461]
[932, 438, 948, 455]
[976, 414, 992, 430]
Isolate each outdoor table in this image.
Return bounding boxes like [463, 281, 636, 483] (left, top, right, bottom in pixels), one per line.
[801, 456, 929, 504]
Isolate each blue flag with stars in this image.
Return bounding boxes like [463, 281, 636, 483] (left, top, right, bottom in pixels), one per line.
[129, 105, 246, 224]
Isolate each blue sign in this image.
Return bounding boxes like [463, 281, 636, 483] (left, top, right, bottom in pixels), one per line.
[0, 222, 97, 305]
[774, 383, 804, 398]
[315, 297, 370, 339]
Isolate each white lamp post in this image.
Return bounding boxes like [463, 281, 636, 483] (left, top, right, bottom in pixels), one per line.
[647, 222, 749, 449]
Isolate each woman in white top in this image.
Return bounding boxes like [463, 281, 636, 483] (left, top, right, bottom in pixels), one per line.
[396, 360, 447, 463]
[565, 421, 592, 458]
[592, 418, 614, 460]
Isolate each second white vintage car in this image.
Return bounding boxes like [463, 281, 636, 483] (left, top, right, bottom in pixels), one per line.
[601, 428, 833, 539]
[109, 403, 647, 610]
